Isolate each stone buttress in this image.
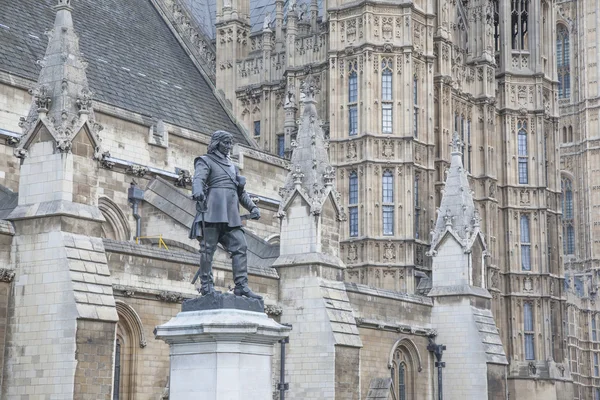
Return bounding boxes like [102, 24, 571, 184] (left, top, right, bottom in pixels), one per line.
[2, 1, 118, 398]
[273, 77, 362, 400]
[427, 133, 508, 400]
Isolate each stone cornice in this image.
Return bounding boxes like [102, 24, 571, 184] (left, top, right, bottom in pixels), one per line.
[355, 317, 436, 337]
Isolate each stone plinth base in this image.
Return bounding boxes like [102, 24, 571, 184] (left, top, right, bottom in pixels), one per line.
[155, 308, 290, 400]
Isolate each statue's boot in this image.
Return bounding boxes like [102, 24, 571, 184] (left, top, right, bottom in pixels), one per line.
[227, 228, 263, 300]
[199, 228, 218, 296]
[233, 284, 263, 299]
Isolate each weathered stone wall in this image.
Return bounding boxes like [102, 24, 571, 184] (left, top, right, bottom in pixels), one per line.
[73, 319, 117, 400]
[0, 280, 11, 389]
[346, 289, 433, 399]
[335, 345, 360, 400]
[487, 364, 506, 400]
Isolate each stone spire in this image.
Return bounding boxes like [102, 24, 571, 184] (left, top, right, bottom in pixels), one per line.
[429, 132, 482, 252]
[277, 76, 345, 258]
[278, 77, 341, 217]
[15, 0, 102, 158]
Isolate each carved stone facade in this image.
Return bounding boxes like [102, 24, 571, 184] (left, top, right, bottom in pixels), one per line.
[212, 0, 580, 398]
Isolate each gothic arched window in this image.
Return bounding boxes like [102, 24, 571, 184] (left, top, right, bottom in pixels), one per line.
[398, 363, 407, 400]
[349, 171, 358, 237]
[382, 58, 393, 134]
[414, 172, 420, 239]
[517, 121, 528, 184]
[389, 339, 421, 400]
[382, 170, 394, 236]
[114, 338, 121, 400]
[520, 214, 531, 271]
[557, 24, 570, 99]
[413, 75, 419, 137]
[524, 301, 535, 360]
[511, 0, 529, 50]
[562, 177, 575, 255]
[348, 61, 358, 136]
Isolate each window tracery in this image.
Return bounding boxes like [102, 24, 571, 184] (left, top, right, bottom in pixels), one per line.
[348, 61, 358, 136]
[561, 177, 575, 255]
[349, 171, 358, 237]
[381, 58, 393, 134]
[557, 24, 570, 99]
[382, 169, 394, 236]
[511, 0, 529, 51]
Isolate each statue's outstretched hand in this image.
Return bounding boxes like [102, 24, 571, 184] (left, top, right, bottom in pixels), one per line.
[250, 207, 261, 220]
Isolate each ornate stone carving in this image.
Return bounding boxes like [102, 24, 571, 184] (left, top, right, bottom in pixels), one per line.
[157, 291, 184, 303]
[175, 168, 192, 188]
[126, 164, 149, 178]
[0, 268, 15, 283]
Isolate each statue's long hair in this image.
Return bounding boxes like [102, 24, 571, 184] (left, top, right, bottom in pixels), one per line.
[207, 130, 234, 154]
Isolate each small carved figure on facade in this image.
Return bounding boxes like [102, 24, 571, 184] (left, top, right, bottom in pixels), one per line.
[189, 130, 262, 299]
[263, 13, 271, 30]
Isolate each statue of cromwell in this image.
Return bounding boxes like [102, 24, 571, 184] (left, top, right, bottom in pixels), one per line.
[189, 130, 262, 299]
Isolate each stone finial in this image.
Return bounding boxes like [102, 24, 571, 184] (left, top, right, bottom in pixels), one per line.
[451, 131, 463, 155]
[430, 127, 482, 251]
[300, 76, 318, 101]
[15, 0, 102, 159]
[55, 0, 72, 10]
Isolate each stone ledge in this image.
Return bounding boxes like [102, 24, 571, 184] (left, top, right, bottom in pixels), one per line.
[355, 317, 435, 337]
[344, 282, 434, 306]
[7, 200, 105, 222]
[272, 252, 346, 270]
[428, 284, 492, 299]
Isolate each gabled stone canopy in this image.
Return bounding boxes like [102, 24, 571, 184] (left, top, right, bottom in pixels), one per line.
[277, 77, 344, 220]
[429, 132, 485, 254]
[14, 0, 103, 160]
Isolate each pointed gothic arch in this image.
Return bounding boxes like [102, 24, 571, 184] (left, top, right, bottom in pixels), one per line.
[98, 197, 131, 241]
[114, 301, 146, 400]
[388, 338, 423, 400]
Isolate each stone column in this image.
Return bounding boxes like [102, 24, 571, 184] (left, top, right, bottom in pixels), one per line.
[155, 293, 290, 400]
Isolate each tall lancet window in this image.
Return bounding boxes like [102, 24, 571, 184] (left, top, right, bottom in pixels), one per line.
[414, 173, 420, 239]
[349, 171, 359, 237]
[524, 301, 535, 360]
[113, 338, 121, 400]
[494, 0, 500, 53]
[398, 363, 406, 400]
[511, 0, 529, 50]
[382, 170, 394, 236]
[562, 177, 575, 255]
[348, 61, 358, 136]
[518, 121, 528, 184]
[413, 75, 419, 137]
[520, 214, 531, 271]
[382, 58, 393, 134]
[557, 24, 570, 99]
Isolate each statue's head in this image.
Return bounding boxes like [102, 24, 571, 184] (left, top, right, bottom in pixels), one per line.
[207, 130, 234, 156]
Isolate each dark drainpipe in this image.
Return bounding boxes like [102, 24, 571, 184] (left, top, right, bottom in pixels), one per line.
[278, 324, 292, 400]
[128, 180, 144, 240]
[427, 337, 446, 400]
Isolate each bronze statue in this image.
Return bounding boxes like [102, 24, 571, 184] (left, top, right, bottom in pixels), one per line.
[189, 130, 262, 299]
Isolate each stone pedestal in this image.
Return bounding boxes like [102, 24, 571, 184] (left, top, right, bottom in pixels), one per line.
[155, 294, 290, 400]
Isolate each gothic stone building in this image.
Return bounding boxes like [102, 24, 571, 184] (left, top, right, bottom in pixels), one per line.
[0, 0, 597, 399]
